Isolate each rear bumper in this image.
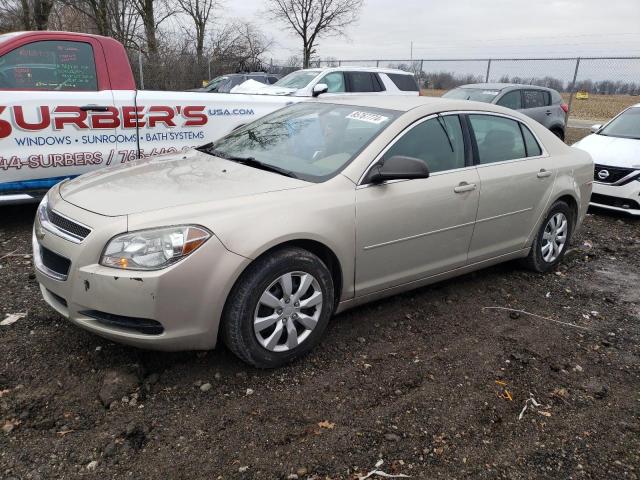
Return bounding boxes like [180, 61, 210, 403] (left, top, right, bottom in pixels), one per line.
[590, 181, 640, 216]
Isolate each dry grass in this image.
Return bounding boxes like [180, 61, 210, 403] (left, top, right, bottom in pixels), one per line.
[561, 93, 638, 121]
[421, 88, 639, 121]
[565, 127, 591, 145]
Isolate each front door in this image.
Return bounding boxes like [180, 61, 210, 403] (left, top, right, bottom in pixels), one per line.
[355, 114, 480, 296]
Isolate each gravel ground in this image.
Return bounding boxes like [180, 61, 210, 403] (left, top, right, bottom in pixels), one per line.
[1, 202, 639, 479]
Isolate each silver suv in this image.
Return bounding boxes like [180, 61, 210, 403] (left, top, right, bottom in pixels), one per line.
[443, 83, 568, 140]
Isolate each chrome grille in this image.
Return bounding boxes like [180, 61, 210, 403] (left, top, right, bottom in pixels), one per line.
[46, 206, 91, 241]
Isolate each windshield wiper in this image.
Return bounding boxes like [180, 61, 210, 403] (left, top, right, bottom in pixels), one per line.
[209, 149, 298, 179]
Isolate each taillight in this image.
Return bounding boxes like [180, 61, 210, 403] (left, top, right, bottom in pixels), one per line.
[561, 103, 569, 113]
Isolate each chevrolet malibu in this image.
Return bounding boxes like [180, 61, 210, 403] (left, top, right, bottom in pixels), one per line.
[33, 97, 593, 368]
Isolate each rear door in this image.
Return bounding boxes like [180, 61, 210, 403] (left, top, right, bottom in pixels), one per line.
[0, 37, 116, 198]
[466, 114, 557, 262]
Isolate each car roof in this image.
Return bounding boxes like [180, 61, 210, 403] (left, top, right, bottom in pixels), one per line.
[299, 66, 414, 76]
[456, 82, 554, 92]
[316, 95, 521, 114]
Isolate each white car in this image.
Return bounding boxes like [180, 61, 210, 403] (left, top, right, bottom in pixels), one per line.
[573, 104, 640, 216]
[231, 66, 420, 97]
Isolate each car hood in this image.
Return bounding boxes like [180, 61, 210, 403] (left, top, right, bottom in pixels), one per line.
[59, 149, 308, 216]
[573, 134, 640, 168]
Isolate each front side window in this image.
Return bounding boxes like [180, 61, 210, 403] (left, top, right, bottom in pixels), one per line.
[598, 107, 640, 140]
[0, 40, 97, 90]
[205, 103, 399, 182]
[319, 71, 345, 93]
[523, 90, 549, 108]
[382, 115, 466, 174]
[469, 115, 527, 164]
[497, 90, 522, 109]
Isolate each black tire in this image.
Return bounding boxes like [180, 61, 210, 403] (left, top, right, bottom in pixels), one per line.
[552, 128, 565, 141]
[522, 201, 573, 273]
[222, 247, 334, 368]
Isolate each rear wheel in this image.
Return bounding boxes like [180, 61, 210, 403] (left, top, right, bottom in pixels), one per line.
[222, 247, 334, 368]
[552, 127, 565, 141]
[522, 201, 573, 273]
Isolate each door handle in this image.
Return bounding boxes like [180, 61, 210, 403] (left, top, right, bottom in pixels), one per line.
[537, 169, 552, 178]
[80, 105, 110, 112]
[454, 182, 477, 193]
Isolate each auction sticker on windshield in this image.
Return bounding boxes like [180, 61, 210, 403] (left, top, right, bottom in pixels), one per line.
[346, 111, 389, 124]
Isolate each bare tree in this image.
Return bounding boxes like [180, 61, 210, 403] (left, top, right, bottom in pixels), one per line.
[266, 0, 364, 68]
[206, 21, 272, 75]
[60, 0, 140, 46]
[0, 0, 56, 31]
[175, 0, 219, 69]
[130, 0, 174, 56]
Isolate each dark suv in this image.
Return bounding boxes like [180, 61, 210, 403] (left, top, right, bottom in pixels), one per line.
[193, 73, 280, 93]
[443, 83, 568, 140]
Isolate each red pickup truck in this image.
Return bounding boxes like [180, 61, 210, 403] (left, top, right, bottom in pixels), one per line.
[0, 30, 293, 203]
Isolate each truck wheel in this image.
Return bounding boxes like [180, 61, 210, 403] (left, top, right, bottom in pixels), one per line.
[522, 201, 573, 273]
[222, 247, 334, 368]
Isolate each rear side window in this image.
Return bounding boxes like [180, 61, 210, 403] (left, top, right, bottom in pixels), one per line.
[496, 90, 522, 109]
[550, 90, 563, 104]
[387, 73, 419, 92]
[523, 90, 550, 108]
[0, 40, 97, 91]
[268, 76, 279, 84]
[521, 125, 542, 156]
[382, 115, 466, 173]
[247, 75, 268, 83]
[346, 72, 385, 92]
[469, 115, 527, 164]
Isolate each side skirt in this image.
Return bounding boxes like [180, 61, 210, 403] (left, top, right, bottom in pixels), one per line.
[335, 248, 530, 314]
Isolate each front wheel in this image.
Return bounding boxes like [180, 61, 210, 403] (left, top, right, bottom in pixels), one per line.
[522, 201, 573, 273]
[222, 247, 334, 368]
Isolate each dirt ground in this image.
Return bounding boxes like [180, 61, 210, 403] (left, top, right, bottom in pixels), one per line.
[1, 200, 639, 479]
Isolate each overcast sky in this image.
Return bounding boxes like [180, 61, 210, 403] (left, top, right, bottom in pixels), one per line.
[224, 0, 640, 61]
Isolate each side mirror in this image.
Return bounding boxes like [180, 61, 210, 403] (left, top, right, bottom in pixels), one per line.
[367, 156, 430, 183]
[312, 83, 328, 97]
[590, 124, 602, 133]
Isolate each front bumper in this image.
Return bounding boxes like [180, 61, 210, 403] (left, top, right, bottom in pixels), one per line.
[33, 191, 250, 351]
[590, 180, 640, 216]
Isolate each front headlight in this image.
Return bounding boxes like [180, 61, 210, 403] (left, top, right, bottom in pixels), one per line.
[37, 194, 49, 225]
[100, 226, 211, 271]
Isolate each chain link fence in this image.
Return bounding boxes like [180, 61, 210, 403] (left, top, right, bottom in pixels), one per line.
[307, 57, 640, 121]
[135, 54, 640, 121]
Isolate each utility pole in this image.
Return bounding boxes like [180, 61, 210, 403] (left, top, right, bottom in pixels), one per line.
[410, 41, 413, 62]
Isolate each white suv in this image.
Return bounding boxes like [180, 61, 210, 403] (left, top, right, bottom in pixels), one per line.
[230, 66, 420, 97]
